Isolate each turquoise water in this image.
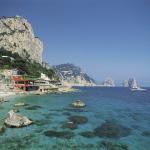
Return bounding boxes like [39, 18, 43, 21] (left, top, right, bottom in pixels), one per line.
[0, 87, 150, 150]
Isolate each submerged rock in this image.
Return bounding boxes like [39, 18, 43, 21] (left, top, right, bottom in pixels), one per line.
[34, 119, 50, 126]
[131, 125, 139, 129]
[94, 120, 131, 138]
[80, 131, 95, 138]
[99, 140, 128, 150]
[25, 105, 42, 110]
[64, 108, 87, 112]
[71, 100, 86, 108]
[68, 115, 88, 124]
[0, 126, 5, 135]
[44, 130, 74, 139]
[142, 131, 150, 136]
[62, 112, 71, 116]
[5, 110, 32, 128]
[62, 121, 77, 130]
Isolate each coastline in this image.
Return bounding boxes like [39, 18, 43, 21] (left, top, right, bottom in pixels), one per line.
[0, 86, 78, 102]
[0, 91, 16, 100]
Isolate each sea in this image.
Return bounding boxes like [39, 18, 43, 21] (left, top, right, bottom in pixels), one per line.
[0, 87, 150, 150]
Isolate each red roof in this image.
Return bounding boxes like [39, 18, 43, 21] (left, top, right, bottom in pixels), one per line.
[12, 76, 34, 82]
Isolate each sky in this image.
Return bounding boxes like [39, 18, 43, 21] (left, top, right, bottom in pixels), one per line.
[1, 0, 150, 86]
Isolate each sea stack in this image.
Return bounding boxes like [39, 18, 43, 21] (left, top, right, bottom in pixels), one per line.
[123, 80, 129, 87]
[102, 78, 115, 87]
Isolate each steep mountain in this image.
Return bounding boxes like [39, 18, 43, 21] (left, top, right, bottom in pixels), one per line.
[0, 16, 43, 63]
[53, 63, 96, 86]
[0, 16, 95, 85]
[0, 16, 57, 80]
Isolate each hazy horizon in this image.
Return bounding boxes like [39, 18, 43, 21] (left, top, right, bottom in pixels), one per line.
[1, 0, 150, 86]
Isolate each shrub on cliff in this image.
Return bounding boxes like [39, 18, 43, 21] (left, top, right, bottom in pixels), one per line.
[0, 47, 56, 79]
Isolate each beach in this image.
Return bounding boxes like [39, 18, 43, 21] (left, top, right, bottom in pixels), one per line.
[0, 86, 77, 101]
[0, 91, 16, 100]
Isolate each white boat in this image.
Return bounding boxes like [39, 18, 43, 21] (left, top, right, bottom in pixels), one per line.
[129, 78, 146, 91]
[131, 87, 146, 91]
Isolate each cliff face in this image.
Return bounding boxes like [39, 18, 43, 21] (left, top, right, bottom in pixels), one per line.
[0, 16, 43, 63]
[54, 63, 96, 86]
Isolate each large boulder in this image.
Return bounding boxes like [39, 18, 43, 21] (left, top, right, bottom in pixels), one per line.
[71, 100, 86, 108]
[5, 110, 32, 128]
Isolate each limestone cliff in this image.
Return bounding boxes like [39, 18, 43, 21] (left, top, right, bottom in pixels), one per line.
[53, 63, 96, 86]
[0, 16, 43, 63]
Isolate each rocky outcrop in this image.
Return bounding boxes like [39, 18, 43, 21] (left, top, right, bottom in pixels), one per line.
[123, 80, 129, 87]
[0, 16, 43, 63]
[53, 63, 96, 86]
[71, 100, 86, 108]
[5, 110, 32, 127]
[101, 78, 115, 87]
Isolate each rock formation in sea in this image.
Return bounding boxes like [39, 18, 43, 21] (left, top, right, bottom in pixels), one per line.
[101, 77, 115, 87]
[0, 16, 43, 63]
[53, 63, 96, 86]
[123, 80, 129, 87]
[44, 130, 75, 139]
[5, 110, 32, 127]
[94, 120, 131, 138]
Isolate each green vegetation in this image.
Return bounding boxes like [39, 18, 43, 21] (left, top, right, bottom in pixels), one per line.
[0, 47, 56, 79]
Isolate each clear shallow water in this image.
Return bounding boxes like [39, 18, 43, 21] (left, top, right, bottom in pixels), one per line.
[0, 87, 150, 150]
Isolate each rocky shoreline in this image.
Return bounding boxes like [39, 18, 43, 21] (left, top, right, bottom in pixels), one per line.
[0, 86, 77, 102]
[0, 91, 16, 101]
